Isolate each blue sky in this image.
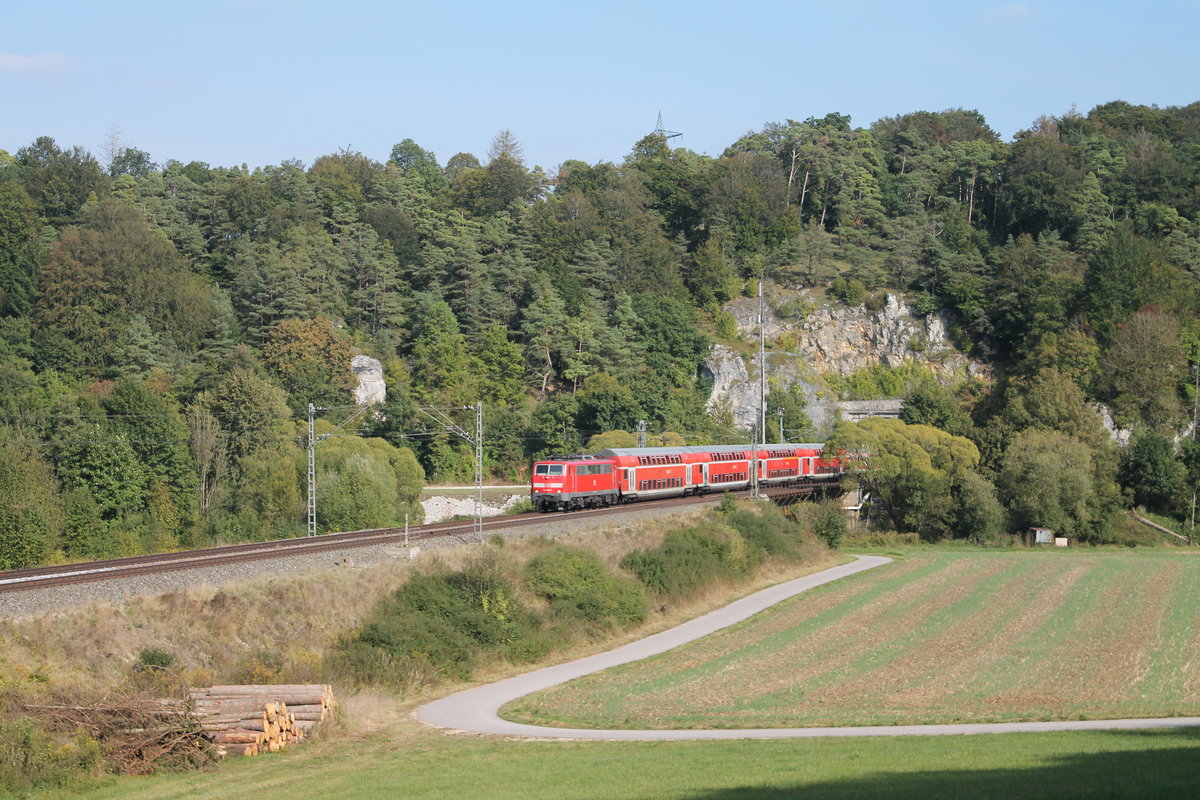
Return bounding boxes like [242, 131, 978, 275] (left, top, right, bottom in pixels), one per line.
[3, 1, 1196, 171]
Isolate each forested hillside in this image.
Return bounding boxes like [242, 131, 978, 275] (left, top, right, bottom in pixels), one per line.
[1, 100, 1198, 566]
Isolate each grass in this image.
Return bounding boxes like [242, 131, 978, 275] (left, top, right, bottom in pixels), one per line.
[70, 718, 1200, 800]
[1134, 509, 1194, 544]
[505, 550, 1200, 729]
[15, 542, 1200, 799]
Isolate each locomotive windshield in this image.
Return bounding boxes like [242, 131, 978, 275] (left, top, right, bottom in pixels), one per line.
[535, 464, 564, 476]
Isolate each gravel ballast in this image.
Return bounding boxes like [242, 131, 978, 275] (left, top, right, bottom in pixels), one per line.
[0, 502, 712, 619]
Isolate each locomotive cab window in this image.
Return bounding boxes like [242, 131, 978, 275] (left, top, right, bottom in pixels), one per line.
[535, 464, 564, 476]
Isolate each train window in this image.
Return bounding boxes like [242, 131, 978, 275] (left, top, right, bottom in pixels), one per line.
[535, 464, 564, 476]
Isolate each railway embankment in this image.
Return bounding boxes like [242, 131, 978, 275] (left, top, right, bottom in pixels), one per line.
[0, 500, 712, 618]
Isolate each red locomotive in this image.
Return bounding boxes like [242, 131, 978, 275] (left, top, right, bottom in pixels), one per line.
[530, 444, 845, 512]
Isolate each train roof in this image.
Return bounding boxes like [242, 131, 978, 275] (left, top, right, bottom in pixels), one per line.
[597, 444, 826, 457]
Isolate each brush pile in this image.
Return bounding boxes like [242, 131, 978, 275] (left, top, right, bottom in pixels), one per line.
[187, 684, 336, 757]
[21, 692, 215, 774]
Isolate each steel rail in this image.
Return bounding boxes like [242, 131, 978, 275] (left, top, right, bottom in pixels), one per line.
[0, 485, 829, 596]
[0, 493, 740, 595]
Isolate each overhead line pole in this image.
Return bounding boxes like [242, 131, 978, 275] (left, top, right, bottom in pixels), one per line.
[419, 402, 485, 541]
[751, 280, 766, 499]
[308, 403, 317, 537]
[307, 402, 372, 537]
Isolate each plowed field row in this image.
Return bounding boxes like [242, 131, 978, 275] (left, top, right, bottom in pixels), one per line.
[505, 551, 1200, 729]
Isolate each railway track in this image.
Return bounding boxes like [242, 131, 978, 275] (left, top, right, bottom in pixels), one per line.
[0, 493, 725, 596]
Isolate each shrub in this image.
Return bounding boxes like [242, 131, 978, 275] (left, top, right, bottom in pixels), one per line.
[0, 717, 105, 796]
[621, 526, 739, 597]
[910, 292, 938, 316]
[829, 278, 866, 306]
[525, 546, 646, 627]
[337, 558, 545, 687]
[724, 506, 793, 557]
[714, 310, 737, 339]
[813, 504, 846, 549]
[134, 647, 176, 672]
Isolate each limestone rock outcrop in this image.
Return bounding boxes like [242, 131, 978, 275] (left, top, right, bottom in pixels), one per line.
[707, 292, 985, 435]
[352, 355, 386, 406]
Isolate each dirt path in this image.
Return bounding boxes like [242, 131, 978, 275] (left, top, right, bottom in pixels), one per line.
[416, 555, 1200, 740]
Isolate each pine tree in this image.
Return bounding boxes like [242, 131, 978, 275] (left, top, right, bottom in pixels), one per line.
[408, 293, 471, 403]
[110, 315, 170, 378]
[520, 274, 570, 396]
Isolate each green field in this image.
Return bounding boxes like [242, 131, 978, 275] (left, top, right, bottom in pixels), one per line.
[74, 724, 1200, 800]
[506, 550, 1200, 729]
[61, 550, 1200, 800]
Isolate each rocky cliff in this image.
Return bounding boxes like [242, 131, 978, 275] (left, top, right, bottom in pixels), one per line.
[706, 292, 985, 434]
[352, 355, 386, 406]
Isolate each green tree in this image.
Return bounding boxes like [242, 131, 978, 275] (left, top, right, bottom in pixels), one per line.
[109, 315, 170, 378]
[388, 138, 448, 196]
[900, 382, 966, 434]
[1119, 430, 1184, 512]
[1003, 131, 1083, 238]
[768, 379, 814, 441]
[234, 444, 302, 534]
[55, 423, 148, 522]
[1100, 308, 1185, 428]
[474, 325, 525, 408]
[576, 372, 642, 435]
[0, 181, 45, 317]
[998, 429, 1096, 540]
[205, 363, 292, 470]
[632, 295, 708, 388]
[408, 293, 471, 402]
[520, 274, 570, 396]
[952, 471, 1006, 542]
[317, 453, 397, 532]
[104, 378, 197, 525]
[826, 417, 979, 540]
[527, 394, 580, 458]
[1079, 226, 1170, 345]
[1000, 368, 1107, 446]
[0, 433, 64, 568]
[15, 136, 110, 225]
[261, 316, 358, 413]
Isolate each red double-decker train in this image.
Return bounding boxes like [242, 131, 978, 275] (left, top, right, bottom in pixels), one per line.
[530, 444, 845, 512]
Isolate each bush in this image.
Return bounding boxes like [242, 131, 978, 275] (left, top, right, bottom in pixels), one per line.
[829, 278, 866, 306]
[525, 546, 646, 627]
[714, 310, 737, 339]
[724, 506, 794, 557]
[842, 530, 921, 546]
[337, 557, 545, 686]
[910, 292, 938, 316]
[134, 647, 177, 672]
[813, 504, 846, 549]
[621, 526, 742, 597]
[0, 717, 105, 796]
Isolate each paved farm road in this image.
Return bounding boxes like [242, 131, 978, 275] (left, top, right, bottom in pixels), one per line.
[416, 555, 1200, 740]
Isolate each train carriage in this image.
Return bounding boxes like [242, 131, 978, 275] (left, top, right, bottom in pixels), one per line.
[530, 454, 620, 512]
[531, 443, 845, 512]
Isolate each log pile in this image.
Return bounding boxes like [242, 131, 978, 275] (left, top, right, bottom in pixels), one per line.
[187, 684, 335, 757]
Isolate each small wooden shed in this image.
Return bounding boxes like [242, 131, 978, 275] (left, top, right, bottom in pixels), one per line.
[1028, 527, 1054, 545]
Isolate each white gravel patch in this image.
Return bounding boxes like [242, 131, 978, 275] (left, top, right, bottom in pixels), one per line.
[421, 493, 525, 524]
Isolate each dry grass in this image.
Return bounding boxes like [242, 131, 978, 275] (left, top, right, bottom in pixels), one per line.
[0, 560, 417, 696]
[0, 506, 836, 711]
